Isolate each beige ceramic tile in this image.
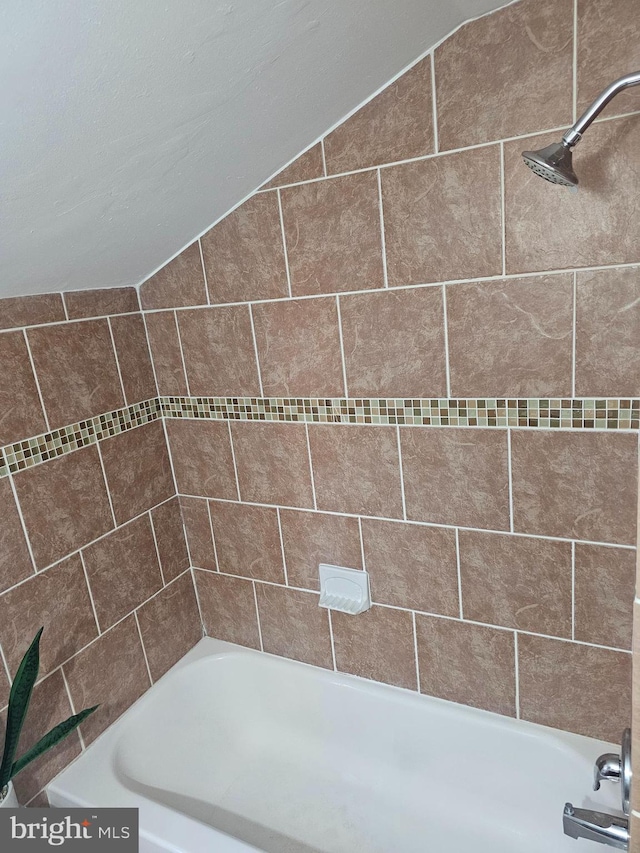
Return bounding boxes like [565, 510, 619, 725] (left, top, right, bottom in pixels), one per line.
[150, 497, 190, 582]
[0, 474, 34, 594]
[231, 422, 314, 508]
[0, 331, 48, 444]
[166, 418, 237, 500]
[340, 287, 447, 397]
[256, 585, 333, 668]
[262, 144, 324, 189]
[324, 57, 433, 173]
[281, 172, 384, 296]
[0, 293, 65, 331]
[435, 0, 573, 150]
[201, 194, 289, 304]
[574, 544, 635, 649]
[180, 496, 217, 570]
[362, 519, 458, 615]
[209, 501, 285, 583]
[447, 274, 574, 397]
[505, 117, 640, 274]
[194, 570, 261, 649]
[415, 615, 516, 717]
[332, 605, 417, 690]
[144, 311, 188, 396]
[518, 634, 631, 741]
[140, 243, 208, 309]
[575, 267, 640, 396]
[252, 297, 344, 397]
[177, 305, 261, 396]
[308, 424, 403, 518]
[110, 313, 157, 403]
[401, 428, 510, 530]
[381, 146, 502, 286]
[64, 287, 139, 319]
[458, 530, 572, 636]
[511, 430, 638, 544]
[279, 509, 362, 591]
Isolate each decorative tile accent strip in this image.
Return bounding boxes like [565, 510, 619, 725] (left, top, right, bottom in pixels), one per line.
[1, 398, 161, 475]
[160, 396, 640, 430]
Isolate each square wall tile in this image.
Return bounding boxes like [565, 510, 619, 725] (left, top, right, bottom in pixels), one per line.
[0, 293, 65, 331]
[447, 274, 573, 397]
[511, 431, 637, 544]
[110, 313, 157, 403]
[64, 287, 139, 319]
[575, 267, 640, 396]
[177, 305, 260, 397]
[0, 331, 47, 444]
[231, 422, 314, 508]
[82, 515, 163, 630]
[180, 496, 217, 570]
[252, 297, 344, 397]
[435, 0, 573, 150]
[140, 243, 208, 309]
[381, 146, 502, 286]
[0, 554, 97, 678]
[262, 144, 324, 189]
[279, 509, 362, 591]
[401, 428, 509, 530]
[362, 519, 458, 616]
[137, 573, 202, 681]
[458, 530, 572, 637]
[201, 194, 289, 304]
[144, 311, 188, 397]
[64, 616, 151, 746]
[256, 585, 333, 668]
[332, 605, 417, 690]
[308, 424, 403, 519]
[14, 445, 114, 569]
[281, 172, 384, 296]
[101, 420, 174, 525]
[324, 57, 433, 173]
[0, 476, 34, 594]
[340, 287, 447, 397]
[505, 117, 640, 274]
[27, 319, 124, 429]
[415, 615, 516, 716]
[150, 497, 190, 582]
[195, 570, 260, 649]
[209, 501, 285, 583]
[574, 544, 635, 649]
[518, 634, 631, 741]
[166, 418, 237, 500]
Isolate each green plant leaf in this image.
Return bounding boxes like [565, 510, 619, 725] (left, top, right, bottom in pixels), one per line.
[10, 705, 99, 780]
[0, 628, 43, 789]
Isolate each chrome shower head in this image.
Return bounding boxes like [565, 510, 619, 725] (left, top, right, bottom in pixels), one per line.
[521, 142, 578, 188]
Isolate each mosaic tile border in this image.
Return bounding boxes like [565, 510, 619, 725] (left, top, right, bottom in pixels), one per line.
[0, 395, 637, 480]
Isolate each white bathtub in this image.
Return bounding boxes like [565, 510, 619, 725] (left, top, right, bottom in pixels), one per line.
[49, 638, 622, 853]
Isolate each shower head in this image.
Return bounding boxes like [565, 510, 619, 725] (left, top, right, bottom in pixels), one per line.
[521, 142, 577, 187]
[521, 70, 640, 188]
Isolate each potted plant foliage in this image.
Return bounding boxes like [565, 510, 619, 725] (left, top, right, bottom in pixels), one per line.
[0, 628, 98, 807]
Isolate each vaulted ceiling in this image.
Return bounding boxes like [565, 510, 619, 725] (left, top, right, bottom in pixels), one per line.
[1, 0, 509, 298]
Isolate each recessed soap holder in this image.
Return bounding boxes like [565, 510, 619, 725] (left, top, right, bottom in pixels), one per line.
[318, 564, 370, 615]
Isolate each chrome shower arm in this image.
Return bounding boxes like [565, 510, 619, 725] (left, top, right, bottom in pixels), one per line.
[563, 71, 640, 147]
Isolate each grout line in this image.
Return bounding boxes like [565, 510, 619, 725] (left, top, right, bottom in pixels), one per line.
[252, 581, 264, 652]
[499, 141, 506, 276]
[95, 440, 118, 529]
[60, 667, 86, 750]
[572, 271, 577, 397]
[141, 312, 161, 398]
[572, 0, 578, 124]
[514, 632, 520, 719]
[327, 609, 337, 671]
[441, 284, 452, 397]
[206, 499, 221, 572]
[61, 293, 70, 322]
[276, 507, 289, 585]
[7, 473, 38, 573]
[412, 611, 421, 691]
[335, 295, 349, 398]
[507, 428, 514, 534]
[107, 316, 128, 405]
[320, 138, 328, 176]
[277, 188, 293, 299]
[148, 510, 167, 586]
[571, 541, 576, 641]
[22, 330, 51, 433]
[227, 420, 242, 501]
[455, 528, 464, 619]
[191, 567, 207, 637]
[134, 610, 154, 686]
[198, 239, 211, 305]
[396, 425, 407, 521]
[358, 516, 367, 570]
[0, 643, 12, 688]
[376, 168, 389, 288]
[305, 423, 318, 510]
[248, 304, 265, 398]
[79, 550, 102, 635]
[161, 416, 179, 496]
[430, 51, 439, 154]
[173, 310, 191, 397]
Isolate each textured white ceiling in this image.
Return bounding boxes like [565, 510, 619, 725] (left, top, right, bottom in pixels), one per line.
[1, 0, 508, 298]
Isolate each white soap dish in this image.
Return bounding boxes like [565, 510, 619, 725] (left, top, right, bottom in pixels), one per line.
[318, 564, 370, 615]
